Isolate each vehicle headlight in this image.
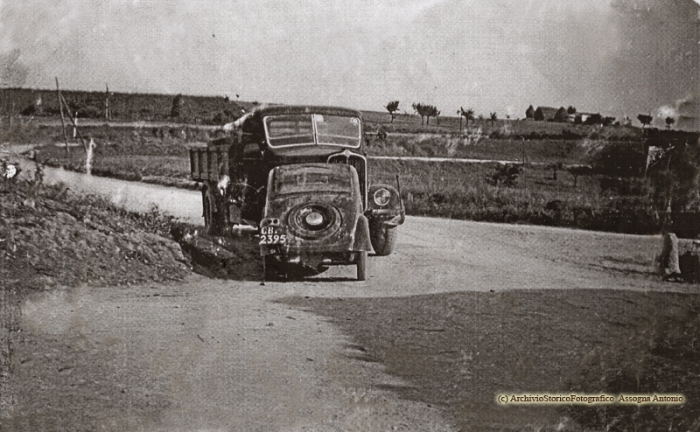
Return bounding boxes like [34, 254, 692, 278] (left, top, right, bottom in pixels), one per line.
[373, 188, 391, 206]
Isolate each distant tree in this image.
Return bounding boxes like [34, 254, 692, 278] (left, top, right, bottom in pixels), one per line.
[637, 114, 653, 128]
[171, 93, 184, 118]
[458, 107, 475, 131]
[412, 103, 439, 125]
[525, 105, 535, 119]
[534, 107, 545, 121]
[412, 103, 424, 125]
[554, 107, 569, 123]
[583, 113, 603, 126]
[425, 105, 439, 125]
[666, 117, 675, 129]
[385, 100, 400, 123]
[478, 114, 485, 121]
[567, 106, 577, 114]
[490, 112, 497, 126]
[602, 116, 616, 127]
[104, 84, 111, 120]
[487, 163, 523, 187]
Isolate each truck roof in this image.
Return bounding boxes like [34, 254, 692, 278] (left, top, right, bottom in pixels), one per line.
[251, 105, 363, 120]
[222, 105, 364, 133]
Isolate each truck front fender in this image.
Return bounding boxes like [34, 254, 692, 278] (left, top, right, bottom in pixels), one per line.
[352, 214, 373, 252]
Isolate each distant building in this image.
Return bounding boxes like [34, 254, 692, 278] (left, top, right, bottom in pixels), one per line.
[573, 112, 596, 124]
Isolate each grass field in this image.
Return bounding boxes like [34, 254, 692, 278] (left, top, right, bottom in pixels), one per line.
[3, 87, 645, 138]
[368, 134, 593, 165]
[1, 101, 684, 236]
[27, 122, 663, 235]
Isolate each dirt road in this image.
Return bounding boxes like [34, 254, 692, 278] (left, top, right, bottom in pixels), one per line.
[4, 164, 687, 431]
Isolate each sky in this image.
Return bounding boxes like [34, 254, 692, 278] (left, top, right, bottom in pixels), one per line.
[0, 0, 698, 121]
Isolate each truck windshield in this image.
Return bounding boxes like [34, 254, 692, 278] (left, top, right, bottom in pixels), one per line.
[264, 114, 361, 148]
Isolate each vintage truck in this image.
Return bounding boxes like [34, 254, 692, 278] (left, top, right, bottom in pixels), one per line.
[189, 105, 404, 280]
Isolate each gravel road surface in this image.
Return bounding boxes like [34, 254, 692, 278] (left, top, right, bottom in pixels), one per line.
[3, 160, 683, 431]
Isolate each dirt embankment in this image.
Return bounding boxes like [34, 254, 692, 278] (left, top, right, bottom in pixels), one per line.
[0, 175, 192, 415]
[1, 180, 190, 292]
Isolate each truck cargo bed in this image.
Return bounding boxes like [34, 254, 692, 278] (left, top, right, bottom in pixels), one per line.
[189, 142, 231, 182]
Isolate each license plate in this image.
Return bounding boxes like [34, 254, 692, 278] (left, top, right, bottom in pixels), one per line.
[259, 226, 287, 245]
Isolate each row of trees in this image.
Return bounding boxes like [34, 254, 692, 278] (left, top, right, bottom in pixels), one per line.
[411, 103, 440, 125]
[522, 105, 677, 129]
[385, 101, 442, 125]
[637, 114, 676, 129]
[385, 101, 677, 130]
[384, 101, 497, 131]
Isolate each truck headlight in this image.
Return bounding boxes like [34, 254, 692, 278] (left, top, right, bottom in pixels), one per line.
[373, 188, 391, 206]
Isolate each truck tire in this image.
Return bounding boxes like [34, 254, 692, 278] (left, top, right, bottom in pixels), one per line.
[356, 251, 367, 281]
[203, 190, 213, 230]
[202, 187, 224, 236]
[370, 223, 398, 256]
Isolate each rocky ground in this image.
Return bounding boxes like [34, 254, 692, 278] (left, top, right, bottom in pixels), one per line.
[0, 171, 191, 417]
[0, 175, 190, 291]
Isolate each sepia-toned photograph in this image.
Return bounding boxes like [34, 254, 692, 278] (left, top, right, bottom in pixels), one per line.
[1, 0, 700, 430]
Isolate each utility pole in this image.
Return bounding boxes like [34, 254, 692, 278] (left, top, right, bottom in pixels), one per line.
[696, 9, 700, 131]
[55, 77, 70, 157]
[105, 83, 111, 121]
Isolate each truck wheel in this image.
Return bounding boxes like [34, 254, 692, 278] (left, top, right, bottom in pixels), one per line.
[202, 188, 224, 236]
[203, 192, 221, 236]
[356, 251, 367, 281]
[370, 223, 398, 256]
[203, 191, 214, 232]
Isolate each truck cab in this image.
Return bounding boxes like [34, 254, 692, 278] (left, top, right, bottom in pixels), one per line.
[190, 105, 405, 279]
